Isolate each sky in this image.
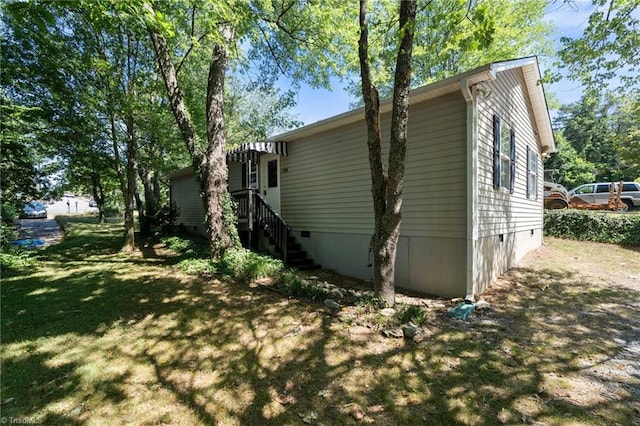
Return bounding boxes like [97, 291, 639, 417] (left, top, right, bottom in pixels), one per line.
[280, 1, 598, 127]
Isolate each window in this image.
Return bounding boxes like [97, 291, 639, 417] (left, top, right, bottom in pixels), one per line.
[621, 183, 639, 192]
[493, 115, 516, 193]
[241, 161, 258, 189]
[575, 184, 595, 194]
[267, 159, 278, 188]
[527, 146, 538, 199]
[596, 184, 611, 193]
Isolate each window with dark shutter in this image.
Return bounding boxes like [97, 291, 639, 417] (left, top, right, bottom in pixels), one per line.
[526, 146, 531, 198]
[527, 146, 539, 199]
[493, 115, 501, 190]
[509, 129, 516, 194]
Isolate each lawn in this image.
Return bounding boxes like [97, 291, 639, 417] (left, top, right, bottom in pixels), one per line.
[1, 218, 639, 425]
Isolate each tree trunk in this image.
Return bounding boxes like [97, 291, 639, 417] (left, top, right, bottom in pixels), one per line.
[122, 114, 137, 253]
[90, 172, 105, 223]
[202, 35, 235, 257]
[139, 167, 156, 235]
[358, 0, 417, 306]
[148, 26, 237, 258]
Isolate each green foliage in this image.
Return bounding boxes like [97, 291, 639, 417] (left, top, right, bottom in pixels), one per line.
[356, 295, 384, 313]
[221, 191, 241, 250]
[0, 247, 34, 277]
[161, 234, 284, 283]
[349, 0, 551, 99]
[555, 0, 640, 94]
[544, 210, 640, 245]
[162, 235, 210, 258]
[273, 271, 335, 302]
[395, 304, 427, 326]
[1, 221, 19, 247]
[0, 99, 42, 204]
[1, 204, 18, 225]
[216, 247, 283, 284]
[611, 90, 640, 180]
[544, 132, 596, 189]
[550, 92, 640, 186]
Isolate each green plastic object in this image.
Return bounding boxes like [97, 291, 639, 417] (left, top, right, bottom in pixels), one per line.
[447, 302, 474, 320]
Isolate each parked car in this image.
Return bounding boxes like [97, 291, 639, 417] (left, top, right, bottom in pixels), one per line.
[21, 201, 48, 219]
[89, 198, 97, 207]
[568, 182, 640, 211]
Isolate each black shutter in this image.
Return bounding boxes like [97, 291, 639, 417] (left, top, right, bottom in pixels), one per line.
[526, 145, 531, 198]
[493, 115, 500, 190]
[509, 128, 516, 194]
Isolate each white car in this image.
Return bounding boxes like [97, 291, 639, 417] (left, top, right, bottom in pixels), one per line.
[569, 182, 640, 211]
[21, 201, 48, 219]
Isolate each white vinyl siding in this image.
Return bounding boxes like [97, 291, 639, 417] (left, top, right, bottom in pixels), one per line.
[476, 68, 543, 237]
[171, 175, 206, 232]
[280, 92, 467, 238]
[228, 161, 243, 192]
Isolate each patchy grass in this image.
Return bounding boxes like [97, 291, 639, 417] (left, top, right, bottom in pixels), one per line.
[1, 222, 639, 425]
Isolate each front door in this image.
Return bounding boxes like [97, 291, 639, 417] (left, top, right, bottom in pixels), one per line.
[259, 154, 281, 212]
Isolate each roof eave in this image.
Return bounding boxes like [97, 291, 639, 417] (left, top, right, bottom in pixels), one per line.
[493, 58, 555, 154]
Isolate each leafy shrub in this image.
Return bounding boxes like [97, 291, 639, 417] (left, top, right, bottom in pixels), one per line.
[162, 234, 287, 283]
[1, 203, 18, 224]
[355, 295, 384, 313]
[395, 304, 427, 326]
[162, 235, 210, 258]
[1, 222, 19, 247]
[0, 247, 34, 276]
[545, 210, 640, 245]
[217, 247, 284, 283]
[273, 271, 331, 301]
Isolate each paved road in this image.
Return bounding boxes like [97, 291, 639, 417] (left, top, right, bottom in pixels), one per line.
[17, 218, 64, 247]
[17, 198, 96, 248]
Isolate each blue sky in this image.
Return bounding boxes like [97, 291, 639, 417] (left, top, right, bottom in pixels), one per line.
[280, 1, 597, 127]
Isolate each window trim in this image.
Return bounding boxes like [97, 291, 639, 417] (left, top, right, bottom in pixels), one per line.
[526, 145, 539, 199]
[267, 159, 278, 188]
[493, 114, 515, 193]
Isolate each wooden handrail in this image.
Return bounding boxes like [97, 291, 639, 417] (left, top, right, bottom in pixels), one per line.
[231, 189, 291, 262]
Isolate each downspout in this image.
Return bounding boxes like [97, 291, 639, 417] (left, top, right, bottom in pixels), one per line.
[461, 79, 479, 299]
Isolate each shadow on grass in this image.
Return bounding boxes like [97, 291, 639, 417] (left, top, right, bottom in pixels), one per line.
[1, 219, 639, 424]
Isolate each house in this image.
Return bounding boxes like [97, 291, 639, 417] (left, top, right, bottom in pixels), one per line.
[169, 56, 555, 298]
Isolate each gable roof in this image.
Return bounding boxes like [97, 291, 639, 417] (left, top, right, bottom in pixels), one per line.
[269, 56, 555, 154]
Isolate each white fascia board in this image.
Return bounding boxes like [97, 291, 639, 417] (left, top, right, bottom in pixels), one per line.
[491, 57, 556, 154]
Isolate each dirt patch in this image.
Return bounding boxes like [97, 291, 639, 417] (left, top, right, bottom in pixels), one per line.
[303, 237, 640, 423]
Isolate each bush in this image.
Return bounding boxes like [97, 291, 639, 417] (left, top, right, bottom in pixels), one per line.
[216, 247, 284, 284]
[544, 210, 640, 245]
[1, 222, 19, 247]
[1, 203, 18, 224]
[161, 234, 287, 283]
[0, 247, 34, 276]
[395, 304, 428, 326]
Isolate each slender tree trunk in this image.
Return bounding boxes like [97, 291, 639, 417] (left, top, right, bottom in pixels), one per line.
[359, 0, 417, 306]
[90, 172, 105, 223]
[139, 167, 157, 235]
[122, 114, 137, 252]
[148, 26, 237, 258]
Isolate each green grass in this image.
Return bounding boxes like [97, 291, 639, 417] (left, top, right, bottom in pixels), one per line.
[1, 219, 639, 425]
